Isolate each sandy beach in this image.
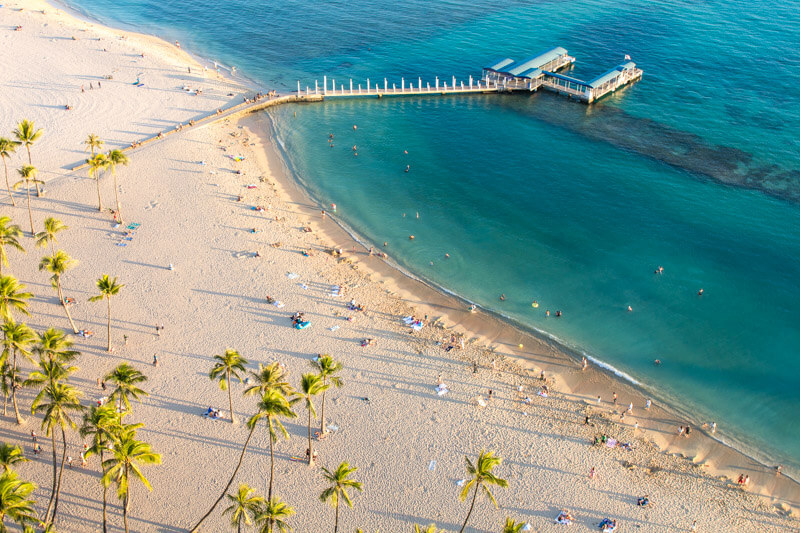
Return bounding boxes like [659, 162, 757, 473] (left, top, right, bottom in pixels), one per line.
[0, 1, 798, 531]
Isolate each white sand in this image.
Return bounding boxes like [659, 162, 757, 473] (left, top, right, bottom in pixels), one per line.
[0, 2, 797, 532]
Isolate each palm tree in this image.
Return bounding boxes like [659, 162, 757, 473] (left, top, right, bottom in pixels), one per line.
[249, 389, 296, 503]
[0, 469, 37, 529]
[24, 356, 77, 398]
[107, 150, 129, 222]
[34, 328, 79, 365]
[299, 373, 328, 466]
[0, 138, 20, 205]
[89, 274, 123, 352]
[319, 462, 362, 533]
[104, 363, 148, 413]
[458, 451, 508, 533]
[0, 443, 28, 472]
[502, 517, 524, 533]
[31, 381, 84, 526]
[102, 427, 161, 533]
[1, 321, 36, 424]
[244, 361, 294, 398]
[309, 354, 343, 435]
[0, 217, 24, 276]
[414, 525, 441, 533]
[87, 153, 108, 212]
[12, 120, 43, 197]
[12, 166, 42, 236]
[84, 134, 104, 157]
[35, 217, 68, 254]
[222, 484, 264, 533]
[39, 252, 79, 334]
[0, 275, 32, 324]
[81, 404, 122, 533]
[255, 497, 294, 533]
[209, 349, 248, 424]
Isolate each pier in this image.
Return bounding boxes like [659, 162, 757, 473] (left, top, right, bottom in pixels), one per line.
[296, 47, 643, 104]
[70, 47, 641, 171]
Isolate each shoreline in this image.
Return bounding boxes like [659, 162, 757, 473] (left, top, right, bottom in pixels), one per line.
[242, 110, 800, 513]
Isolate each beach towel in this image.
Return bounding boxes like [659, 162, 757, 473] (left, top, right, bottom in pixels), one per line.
[411, 322, 424, 331]
[402, 316, 414, 325]
[329, 326, 340, 332]
[115, 242, 127, 247]
[476, 398, 487, 408]
[428, 460, 436, 471]
[273, 301, 285, 308]
[295, 321, 310, 330]
[289, 456, 306, 462]
[286, 272, 299, 279]
[126, 223, 140, 230]
[605, 439, 617, 448]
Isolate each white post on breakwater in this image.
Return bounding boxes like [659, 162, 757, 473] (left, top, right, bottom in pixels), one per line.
[297, 80, 300, 94]
[350, 79, 353, 94]
[452, 75, 456, 88]
[323, 76, 327, 96]
[469, 75, 473, 89]
[402, 77, 405, 91]
[435, 76, 439, 90]
[418, 77, 422, 91]
[367, 78, 370, 93]
[384, 78, 388, 91]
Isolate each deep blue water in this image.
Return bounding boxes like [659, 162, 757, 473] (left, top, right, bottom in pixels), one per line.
[59, 0, 800, 471]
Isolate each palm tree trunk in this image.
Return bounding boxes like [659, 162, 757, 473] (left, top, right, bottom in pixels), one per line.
[227, 370, 235, 424]
[25, 183, 34, 236]
[123, 464, 130, 533]
[268, 423, 275, 503]
[96, 172, 103, 212]
[10, 351, 23, 425]
[27, 146, 42, 197]
[2, 391, 7, 416]
[320, 388, 327, 434]
[56, 279, 79, 333]
[307, 408, 313, 466]
[190, 422, 257, 532]
[459, 484, 479, 533]
[334, 498, 340, 533]
[51, 426, 69, 523]
[106, 297, 111, 352]
[113, 170, 123, 223]
[44, 430, 58, 523]
[2, 158, 15, 206]
[100, 448, 108, 533]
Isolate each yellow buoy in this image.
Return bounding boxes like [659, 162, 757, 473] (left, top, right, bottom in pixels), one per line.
[532, 301, 539, 308]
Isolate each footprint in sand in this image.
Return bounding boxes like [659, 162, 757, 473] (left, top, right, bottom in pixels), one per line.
[144, 200, 159, 210]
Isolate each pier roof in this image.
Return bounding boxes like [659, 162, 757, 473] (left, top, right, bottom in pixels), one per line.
[588, 61, 637, 88]
[544, 71, 590, 88]
[485, 58, 515, 72]
[504, 47, 568, 76]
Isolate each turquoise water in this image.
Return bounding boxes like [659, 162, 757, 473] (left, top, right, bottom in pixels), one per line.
[61, 0, 800, 470]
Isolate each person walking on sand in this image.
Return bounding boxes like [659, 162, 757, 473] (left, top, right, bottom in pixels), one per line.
[627, 402, 633, 414]
[589, 467, 596, 479]
[645, 398, 651, 410]
[612, 392, 617, 405]
[582, 356, 587, 371]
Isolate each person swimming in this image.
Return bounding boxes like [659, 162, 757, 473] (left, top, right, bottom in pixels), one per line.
[500, 294, 506, 301]
[405, 165, 410, 172]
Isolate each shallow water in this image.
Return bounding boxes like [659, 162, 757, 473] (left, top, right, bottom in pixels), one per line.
[62, 0, 800, 470]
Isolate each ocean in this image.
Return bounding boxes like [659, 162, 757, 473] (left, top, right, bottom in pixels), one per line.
[59, 0, 800, 472]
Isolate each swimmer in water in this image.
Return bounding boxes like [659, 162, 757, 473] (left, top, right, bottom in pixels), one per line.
[445, 253, 450, 259]
[500, 294, 506, 301]
[627, 305, 633, 312]
[353, 125, 357, 131]
[532, 301, 539, 308]
[546, 310, 550, 317]
[404, 149, 408, 154]
[405, 165, 410, 172]
[352, 145, 357, 151]
[698, 288, 704, 295]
